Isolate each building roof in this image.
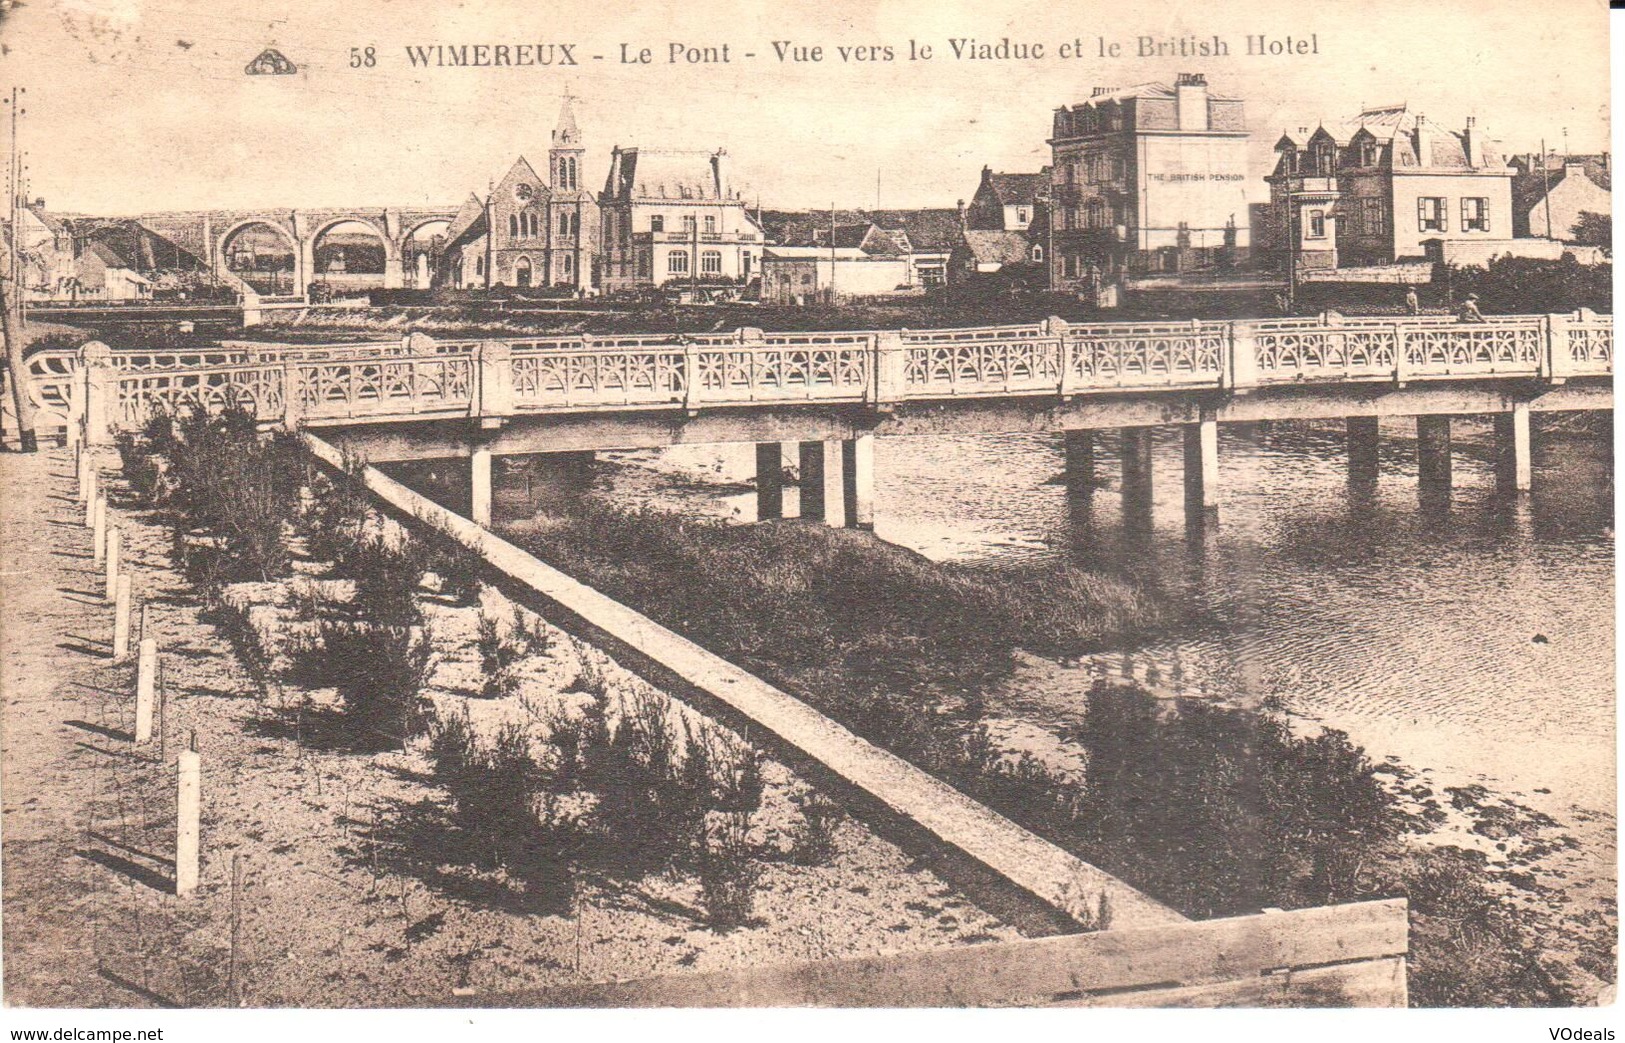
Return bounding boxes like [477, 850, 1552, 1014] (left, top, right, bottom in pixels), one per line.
[1275, 104, 1506, 171]
[24, 204, 66, 236]
[763, 246, 870, 261]
[960, 230, 1032, 266]
[983, 170, 1048, 208]
[866, 209, 962, 251]
[85, 241, 134, 268]
[444, 192, 488, 247]
[762, 208, 961, 252]
[1513, 155, 1613, 216]
[552, 94, 581, 147]
[605, 148, 729, 201]
[1063, 79, 1240, 110]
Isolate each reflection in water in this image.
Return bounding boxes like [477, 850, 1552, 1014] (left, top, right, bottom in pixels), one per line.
[480, 418, 1614, 815]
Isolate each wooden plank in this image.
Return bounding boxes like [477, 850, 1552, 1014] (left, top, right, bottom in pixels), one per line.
[493, 900, 1408, 1009]
[1059, 958, 1408, 1008]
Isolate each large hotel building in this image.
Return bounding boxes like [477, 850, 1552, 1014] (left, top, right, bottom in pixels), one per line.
[1047, 72, 1251, 290]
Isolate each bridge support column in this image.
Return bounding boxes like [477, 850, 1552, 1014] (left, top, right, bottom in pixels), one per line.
[799, 440, 846, 527]
[1494, 403, 1532, 493]
[1347, 417, 1380, 484]
[1416, 416, 1452, 487]
[1182, 414, 1219, 515]
[1120, 427, 1155, 531]
[1063, 430, 1095, 492]
[843, 434, 875, 530]
[755, 442, 784, 520]
[383, 256, 405, 290]
[471, 449, 493, 528]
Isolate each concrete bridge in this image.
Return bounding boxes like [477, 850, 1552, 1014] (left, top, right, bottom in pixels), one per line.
[30, 310, 1614, 528]
[130, 205, 462, 295]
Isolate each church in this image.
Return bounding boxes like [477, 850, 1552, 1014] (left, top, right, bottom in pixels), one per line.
[440, 96, 600, 292]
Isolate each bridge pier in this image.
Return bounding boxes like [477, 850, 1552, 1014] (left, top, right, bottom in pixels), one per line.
[471, 448, 493, 528]
[1182, 414, 1219, 516]
[1063, 430, 1095, 492]
[1347, 417, 1381, 485]
[756, 442, 785, 520]
[1494, 403, 1532, 493]
[1416, 416, 1453, 488]
[1121, 427, 1155, 531]
[799, 440, 846, 528]
[843, 434, 875, 531]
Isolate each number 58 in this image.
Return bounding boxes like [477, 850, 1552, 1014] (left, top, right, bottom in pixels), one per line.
[350, 46, 376, 68]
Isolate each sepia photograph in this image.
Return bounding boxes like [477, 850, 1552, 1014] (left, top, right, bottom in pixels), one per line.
[0, 0, 1614, 1027]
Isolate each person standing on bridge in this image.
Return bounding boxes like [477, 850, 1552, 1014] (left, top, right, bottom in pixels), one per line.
[1404, 285, 1420, 316]
[1457, 293, 1486, 323]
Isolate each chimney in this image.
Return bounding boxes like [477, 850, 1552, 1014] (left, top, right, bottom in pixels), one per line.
[1413, 114, 1432, 167]
[1175, 72, 1208, 131]
[1092, 86, 1115, 97]
[957, 199, 967, 230]
[1463, 116, 1476, 168]
[712, 148, 729, 199]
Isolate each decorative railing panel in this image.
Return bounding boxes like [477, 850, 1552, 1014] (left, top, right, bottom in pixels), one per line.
[116, 364, 287, 427]
[1254, 327, 1399, 383]
[1568, 320, 1614, 376]
[1068, 329, 1225, 389]
[693, 346, 870, 404]
[511, 348, 687, 409]
[293, 355, 474, 419]
[903, 338, 1064, 396]
[25, 350, 80, 426]
[1402, 323, 1542, 377]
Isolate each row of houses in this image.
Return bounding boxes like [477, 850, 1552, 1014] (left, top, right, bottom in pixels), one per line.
[436, 79, 1609, 303]
[11, 81, 1608, 305]
[10, 201, 157, 300]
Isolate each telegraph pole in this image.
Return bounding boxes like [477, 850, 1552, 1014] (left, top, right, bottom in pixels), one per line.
[828, 202, 836, 306]
[3, 86, 38, 452]
[1540, 137, 1554, 241]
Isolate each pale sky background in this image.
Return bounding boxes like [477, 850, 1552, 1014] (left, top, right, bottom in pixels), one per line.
[0, 0, 1610, 215]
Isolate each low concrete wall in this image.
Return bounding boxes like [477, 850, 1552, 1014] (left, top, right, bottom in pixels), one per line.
[302, 431, 1185, 934]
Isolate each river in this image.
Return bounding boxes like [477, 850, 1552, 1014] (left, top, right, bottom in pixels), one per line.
[499, 419, 1614, 821]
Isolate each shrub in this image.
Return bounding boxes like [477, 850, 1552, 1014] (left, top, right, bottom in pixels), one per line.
[786, 788, 843, 866]
[424, 539, 485, 605]
[300, 463, 372, 568]
[284, 620, 434, 750]
[159, 404, 301, 581]
[426, 711, 579, 911]
[697, 812, 760, 930]
[346, 536, 426, 627]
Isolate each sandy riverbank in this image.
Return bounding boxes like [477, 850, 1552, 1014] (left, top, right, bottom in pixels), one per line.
[1, 446, 1020, 1007]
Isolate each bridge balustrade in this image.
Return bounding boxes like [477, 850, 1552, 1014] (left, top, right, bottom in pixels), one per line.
[30, 310, 1612, 440]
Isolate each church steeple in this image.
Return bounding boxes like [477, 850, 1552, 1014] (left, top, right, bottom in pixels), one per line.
[550, 93, 583, 190]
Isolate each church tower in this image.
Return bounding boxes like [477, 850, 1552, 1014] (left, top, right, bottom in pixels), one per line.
[545, 93, 597, 291]
[550, 93, 583, 192]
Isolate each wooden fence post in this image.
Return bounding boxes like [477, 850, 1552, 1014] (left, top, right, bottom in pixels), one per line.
[112, 575, 132, 661]
[104, 526, 121, 601]
[84, 470, 97, 525]
[135, 638, 157, 743]
[92, 493, 107, 566]
[176, 748, 201, 895]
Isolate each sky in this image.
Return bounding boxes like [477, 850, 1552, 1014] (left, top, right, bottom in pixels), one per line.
[0, 0, 1611, 215]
